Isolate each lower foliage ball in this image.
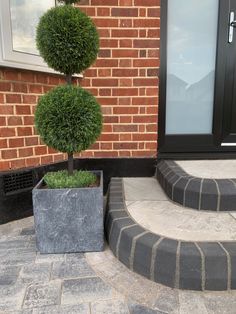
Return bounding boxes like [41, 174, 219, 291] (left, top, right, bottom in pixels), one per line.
[35, 85, 103, 154]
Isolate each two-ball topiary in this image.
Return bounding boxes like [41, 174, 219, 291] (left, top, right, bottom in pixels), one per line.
[35, 1, 102, 179]
[36, 5, 99, 76]
[35, 85, 102, 175]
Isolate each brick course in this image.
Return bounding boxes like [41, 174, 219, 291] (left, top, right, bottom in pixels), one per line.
[0, 0, 160, 171]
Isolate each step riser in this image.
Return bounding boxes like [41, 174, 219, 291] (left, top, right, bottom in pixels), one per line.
[105, 178, 236, 291]
[156, 160, 236, 212]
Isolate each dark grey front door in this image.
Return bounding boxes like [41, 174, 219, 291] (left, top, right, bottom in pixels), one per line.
[159, 0, 236, 155]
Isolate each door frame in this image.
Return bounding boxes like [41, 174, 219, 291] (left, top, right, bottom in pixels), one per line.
[158, 0, 236, 158]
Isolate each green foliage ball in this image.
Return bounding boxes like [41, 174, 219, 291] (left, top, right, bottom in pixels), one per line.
[36, 5, 99, 75]
[35, 85, 103, 154]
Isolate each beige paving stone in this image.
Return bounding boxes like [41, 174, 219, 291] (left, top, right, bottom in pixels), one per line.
[123, 178, 168, 201]
[202, 291, 236, 314]
[176, 160, 236, 179]
[126, 199, 236, 241]
[179, 291, 208, 314]
[153, 288, 179, 314]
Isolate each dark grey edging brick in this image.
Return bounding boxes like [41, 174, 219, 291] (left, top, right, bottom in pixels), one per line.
[156, 160, 236, 211]
[105, 178, 236, 291]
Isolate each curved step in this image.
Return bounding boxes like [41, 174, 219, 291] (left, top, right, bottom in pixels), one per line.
[105, 178, 236, 291]
[156, 160, 236, 211]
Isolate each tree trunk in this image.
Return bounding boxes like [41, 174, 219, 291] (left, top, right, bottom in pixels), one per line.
[65, 74, 72, 85]
[68, 153, 74, 176]
[66, 74, 73, 175]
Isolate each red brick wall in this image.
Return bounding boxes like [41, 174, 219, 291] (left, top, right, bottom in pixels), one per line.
[0, 0, 160, 171]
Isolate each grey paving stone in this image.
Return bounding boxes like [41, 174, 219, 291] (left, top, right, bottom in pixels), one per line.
[165, 174, 179, 199]
[203, 292, 236, 314]
[201, 179, 218, 211]
[179, 291, 208, 314]
[0, 248, 36, 266]
[221, 242, 236, 289]
[27, 235, 37, 251]
[184, 178, 201, 209]
[91, 299, 129, 314]
[109, 217, 134, 254]
[32, 303, 90, 314]
[20, 228, 35, 236]
[217, 179, 236, 211]
[118, 225, 145, 267]
[0, 265, 20, 286]
[0, 282, 26, 311]
[154, 238, 178, 288]
[179, 242, 202, 290]
[109, 202, 125, 210]
[0, 238, 29, 250]
[65, 253, 85, 262]
[198, 242, 228, 290]
[35, 252, 65, 264]
[153, 288, 179, 314]
[23, 280, 61, 309]
[173, 177, 190, 205]
[62, 277, 114, 304]
[128, 301, 164, 314]
[133, 233, 160, 279]
[4, 310, 33, 314]
[19, 263, 51, 284]
[51, 259, 95, 279]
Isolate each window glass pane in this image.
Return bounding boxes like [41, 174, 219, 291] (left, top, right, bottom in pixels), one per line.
[10, 0, 55, 55]
[165, 0, 219, 134]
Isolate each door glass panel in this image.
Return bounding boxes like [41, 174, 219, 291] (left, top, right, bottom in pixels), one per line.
[10, 0, 55, 55]
[165, 0, 219, 134]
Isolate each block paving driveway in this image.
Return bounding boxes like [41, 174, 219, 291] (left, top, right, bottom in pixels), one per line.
[0, 217, 236, 314]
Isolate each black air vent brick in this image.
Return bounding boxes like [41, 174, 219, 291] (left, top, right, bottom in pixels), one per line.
[3, 171, 34, 195]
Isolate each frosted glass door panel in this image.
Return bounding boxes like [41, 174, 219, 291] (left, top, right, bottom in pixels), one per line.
[165, 0, 219, 134]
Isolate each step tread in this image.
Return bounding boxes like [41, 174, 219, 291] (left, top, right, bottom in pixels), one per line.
[105, 177, 236, 291]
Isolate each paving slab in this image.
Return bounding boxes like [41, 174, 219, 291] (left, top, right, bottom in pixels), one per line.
[32, 304, 90, 314]
[176, 160, 236, 179]
[23, 281, 61, 309]
[91, 299, 129, 314]
[0, 265, 21, 285]
[35, 252, 65, 264]
[0, 282, 26, 311]
[62, 277, 116, 304]
[179, 291, 208, 314]
[19, 263, 51, 284]
[1, 210, 236, 312]
[123, 178, 168, 201]
[125, 179, 236, 241]
[51, 259, 95, 279]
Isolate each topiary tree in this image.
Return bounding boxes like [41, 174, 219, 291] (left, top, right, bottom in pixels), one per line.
[35, 1, 102, 177]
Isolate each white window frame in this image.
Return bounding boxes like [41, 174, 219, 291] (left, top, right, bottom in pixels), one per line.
[0, 0, 60, 74]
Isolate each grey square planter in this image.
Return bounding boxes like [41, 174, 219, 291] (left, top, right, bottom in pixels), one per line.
[32, 171, 104, 253]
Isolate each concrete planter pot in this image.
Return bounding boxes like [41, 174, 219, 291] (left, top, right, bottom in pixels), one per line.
[32, 171, 104, 253]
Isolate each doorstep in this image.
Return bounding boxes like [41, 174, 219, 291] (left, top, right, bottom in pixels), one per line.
[156, 160, 236, 211]
[105, 177, 236, 291]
